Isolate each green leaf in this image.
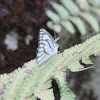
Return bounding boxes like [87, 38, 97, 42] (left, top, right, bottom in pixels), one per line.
[46, 10, 60, 23]
[76, 0, 90, 10]
[46, 21, 62, 33]
[93, 8, 100, 16]
[54, 72, 76, 100]
[46, 0, 100, 36]
[34, 81, 54, 100]
[82, 56, 93, 64]
[16, 34, 100, 99]
[2, 68, 24, 100]
[0, 74, 9, 87]
[80, 12, 99, 32]
[61, 20, 75, 34]
[51, 2, 69, 19]
[0, 34, 100, 99]
[61, 0, 80, 15]
[91, 0, 100, 6]
[69, 16, 87, 35]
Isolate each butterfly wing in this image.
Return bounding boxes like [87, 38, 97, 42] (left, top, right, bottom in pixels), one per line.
[36, 28, 58, 66]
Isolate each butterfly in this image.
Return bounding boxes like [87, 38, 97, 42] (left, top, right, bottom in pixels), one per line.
[36, 28, 59, 66]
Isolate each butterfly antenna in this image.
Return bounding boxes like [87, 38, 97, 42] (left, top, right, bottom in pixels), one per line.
[54, 30, 56, 40]
[54, 30, 60, 42]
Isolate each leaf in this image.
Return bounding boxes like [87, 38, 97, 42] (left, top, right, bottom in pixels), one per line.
[46, 21, 62, 33]
[76, 0, 90, 10]
[93, 8, 100, 16]
[2, 68, 24, 100]
[0, 74, 9, 87]
[61, 0, 80, 15]
[91, 0, 100, 6]
[0, 34, 100, 99]
[51, 2, 69, 19]
[82, 56, 93, 64]
[54, 72, 76, 100]
[46, 0, 100, 36]
[69, 16, 87, 35]
[61, 20, 75, 34]
[46, 10, 60, 23]
[80, 12, 99, 32]
[0, 74, 9, 98]
[34, 81, 54, 100]
[16, 34, 100, 99]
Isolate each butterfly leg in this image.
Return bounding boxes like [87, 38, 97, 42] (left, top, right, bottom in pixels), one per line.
[29, 93, 34, 98]
[57, 51, 60, 54]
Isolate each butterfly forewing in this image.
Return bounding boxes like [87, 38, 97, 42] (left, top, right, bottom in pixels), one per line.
[36, 28, 58, 66]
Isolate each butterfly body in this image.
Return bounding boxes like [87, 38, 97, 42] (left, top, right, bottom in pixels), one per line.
[36, 28, 59, 66]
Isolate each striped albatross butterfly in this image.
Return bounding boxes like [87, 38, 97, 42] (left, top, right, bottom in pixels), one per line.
[36, 28, 59, 66]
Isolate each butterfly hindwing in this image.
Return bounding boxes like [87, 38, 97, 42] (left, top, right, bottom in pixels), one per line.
[36, 28, 58, 66]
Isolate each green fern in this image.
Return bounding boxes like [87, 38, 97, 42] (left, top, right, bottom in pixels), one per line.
[0, 34, 100, 100]
[54, 72, 75, 100]
[46, 0, 100, 35]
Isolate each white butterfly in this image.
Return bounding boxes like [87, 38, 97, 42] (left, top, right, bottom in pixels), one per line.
[36, 28, 59, 66]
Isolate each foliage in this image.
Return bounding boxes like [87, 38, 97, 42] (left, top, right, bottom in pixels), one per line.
[46, 0, 100, 36]
[0, 34, 100, 100]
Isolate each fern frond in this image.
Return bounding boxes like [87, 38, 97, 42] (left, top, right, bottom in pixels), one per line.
[61, 0, 80, 15]
[0, 74, 9, 88]
[34, 81, 54, 100]
[46, 10, 60, 23]
[93, 8, 100, 16]
[54, 72, 75, 100]
[16, 34, 100, 99]
[76, 0, 90, 10]
[2, 68, 23, 100]
[2, 61, 36, 100]
[69, 17, 86, 35]
[0, 73, 9, 98]
[0, 34, 100, 99]
[61, 20, 75, 34]
[46, 0, 100, 36]
[51, 2, 69, 19]
[80, 12, 99, 32]
[91, 0, 100, 6]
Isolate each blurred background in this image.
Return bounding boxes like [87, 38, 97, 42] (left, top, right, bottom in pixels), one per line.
[0, 0, 100, 100]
